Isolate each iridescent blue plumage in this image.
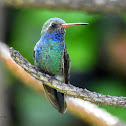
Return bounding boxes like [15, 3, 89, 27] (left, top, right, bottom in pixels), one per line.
[34, 20, 66, 75]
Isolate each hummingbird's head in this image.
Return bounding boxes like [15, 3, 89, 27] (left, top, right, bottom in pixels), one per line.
[41, 17, 89, 35]
[41, 18, 66, 35]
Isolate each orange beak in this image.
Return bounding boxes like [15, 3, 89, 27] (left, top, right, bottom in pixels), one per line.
[60, 23, 89, 28]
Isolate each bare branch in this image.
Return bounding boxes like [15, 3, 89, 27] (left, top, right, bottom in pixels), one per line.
[1, 0, 126, 13]
[8, 46, 126, 109]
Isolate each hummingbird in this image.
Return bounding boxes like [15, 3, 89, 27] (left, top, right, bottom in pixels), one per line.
[33, 18, 88, 114]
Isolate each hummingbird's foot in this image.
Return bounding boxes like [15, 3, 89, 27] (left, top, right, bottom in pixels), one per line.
[48, 75, 57, 84]
[35, 67, 42, 72]
[48, 75, 64, 84]
[35, 67, 46, 76]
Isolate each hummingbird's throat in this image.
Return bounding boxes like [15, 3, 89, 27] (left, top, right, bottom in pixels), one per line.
[51, 29, 65, 41]
[41, 28, 65, 42]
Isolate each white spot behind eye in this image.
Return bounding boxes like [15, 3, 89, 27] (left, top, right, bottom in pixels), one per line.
[46, 23, 52, 31]
[46, 22, 57, 31]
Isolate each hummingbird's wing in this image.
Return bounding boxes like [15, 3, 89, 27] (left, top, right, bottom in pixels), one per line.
[63, 49, 71, 84]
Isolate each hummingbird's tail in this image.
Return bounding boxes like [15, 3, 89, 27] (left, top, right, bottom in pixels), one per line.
[43, 84, 67, 114]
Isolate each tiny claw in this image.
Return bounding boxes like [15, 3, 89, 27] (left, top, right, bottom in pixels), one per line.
[35, 67, 46, 75]
[48, 75, 56, 83]
[35, 66, 42, 72]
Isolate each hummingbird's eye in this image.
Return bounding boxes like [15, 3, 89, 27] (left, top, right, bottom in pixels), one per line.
[51, 23, 56, 27]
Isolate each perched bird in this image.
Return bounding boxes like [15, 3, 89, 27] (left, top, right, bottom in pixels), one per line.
[33, 18, 88, 114]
